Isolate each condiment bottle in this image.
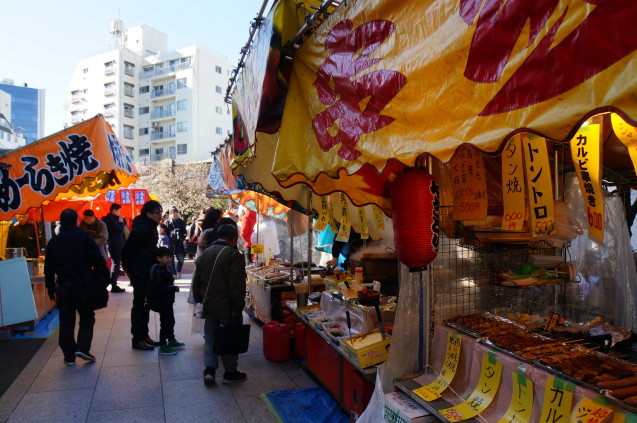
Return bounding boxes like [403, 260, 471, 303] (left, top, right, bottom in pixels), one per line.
[354, 267, 363, 285]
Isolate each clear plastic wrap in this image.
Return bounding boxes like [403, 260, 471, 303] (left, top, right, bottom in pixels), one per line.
[565, 173, 637, 332]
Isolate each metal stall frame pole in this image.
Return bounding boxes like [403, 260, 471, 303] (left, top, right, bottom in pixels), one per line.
[255, 195, 260, 263]
[290, 231, 294, 282]
[423, 154, 433, 370]
[307, 188, 313, 294]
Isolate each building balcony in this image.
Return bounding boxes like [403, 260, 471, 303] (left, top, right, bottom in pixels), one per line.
[150, 110, 176, 120]
[71, 95, 81, 104]
[104, 110, 116, 118]
[141, 61, 192, 79]
[150, 152, 176, 162]
[150, 132, 176, 141]
[151, 88, 176, 99]
[105, 67, 115, 75]
[104, 87, 116, 96]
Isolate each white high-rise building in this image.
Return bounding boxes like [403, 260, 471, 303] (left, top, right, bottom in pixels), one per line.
[65, 22, 232, 163]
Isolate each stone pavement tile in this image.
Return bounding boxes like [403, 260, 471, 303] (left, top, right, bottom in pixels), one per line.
[7, 387, 93, 423]
[159, 343, 205, 382]
[28, 352, 104, 394]
[90, 364, 161, 412]
[20, 334, 58, 375]
[93, 314, 116, 330]
[102, 339, 159, 368]
[279, 362, 317, 390]
[0, 372, 38, 423]
[90, 328, 112, 353]
[229, 354, 297, 396]
[86, 405, 164, 423]
[243, 333, 263, 356]
[233, 393, 278, 423]
[163, 378, 245, 423]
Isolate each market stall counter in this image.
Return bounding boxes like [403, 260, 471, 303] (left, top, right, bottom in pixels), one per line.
[396, 324, 637, 423]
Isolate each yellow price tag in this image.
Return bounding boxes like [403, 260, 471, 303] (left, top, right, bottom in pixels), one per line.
[358, 207, 369, 240]
[539, 377, 574, 423]
[501, 134, 526, 232]
[372, 205, 385, 230]
[522, 134, 556, 239]
[569, 397, 613, 423]
[439, 351, 502, 422]
[497, 366, 533, 423]
[336, 193, 351, 241]
[314, 196, 331, 231]
[413, 332, 462, 401]
[251, 244, 265, 254]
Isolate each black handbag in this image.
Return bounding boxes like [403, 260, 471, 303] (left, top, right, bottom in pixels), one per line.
[76, 269, 110, 310]
[213, 321, 251, 355]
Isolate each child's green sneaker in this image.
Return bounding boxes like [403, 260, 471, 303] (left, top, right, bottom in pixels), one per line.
[166, 339, 185, 349]
[158, 345, 177, 355]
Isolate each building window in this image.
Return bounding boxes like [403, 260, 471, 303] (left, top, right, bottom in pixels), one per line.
[82, 68, 89, 74]
[216, 127, 223, 135]
[177, 121, 188, 133]
[105, 61, 115, 74]
[177, 99, 188, 111]
[177, 78, 187, 89]
[104, 103, 115, 110]
[177, 144, 187, 154]
[139, 127, 149, 136]
[215, 65, 222, 74]
[139, 148, 150, 156]
[124, 83, 134, 96]
[215, 106, 223, 114]
[139, 106, 149, 115]
[215, 86, 222, 94]
[139, 85, 149, 94]
[123, 125, 134, 138]
[124, 62, 135, 76]
[124, 104, 134, 118]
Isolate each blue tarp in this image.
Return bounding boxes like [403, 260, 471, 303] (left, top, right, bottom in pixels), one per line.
[264, 387, 349, 423]
[12, 309, 59, 339]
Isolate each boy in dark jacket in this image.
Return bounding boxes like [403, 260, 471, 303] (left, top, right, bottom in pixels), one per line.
[147, 247, 185, 355]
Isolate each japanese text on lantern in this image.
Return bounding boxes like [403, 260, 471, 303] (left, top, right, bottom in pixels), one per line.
[439, 351, 502, 421]
[497, 366, 533, 423]
[540, 377, 574, 423]
[569, 397, 613, 423]
[450, 147, 488, 221]
[522, 134, 556, 238]
[502, 135, 526, 231]
[569, 124, 604, 244]
[311, 20, 406, 161]
[611, 113, 637, 175]
[413, 332, 462, 401]
[336, 193, 351, 241]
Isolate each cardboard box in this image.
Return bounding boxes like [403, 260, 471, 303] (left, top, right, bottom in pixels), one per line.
[383, 392, 431, 423]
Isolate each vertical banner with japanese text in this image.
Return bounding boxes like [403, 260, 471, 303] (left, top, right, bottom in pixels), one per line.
[570, 124, 604, 244]
[450, 147, 488, 221]
[497, 366, 533, 423]
[439, 351, 503, 422]
[358, 207, 369, 239]
[372, 205, 385, 230]
[540, 377, 574, 423]
[413, 332, 462, 401]
[611, 113, 637, 175]
[314, 196, 331, 231]
[568, 397, 613, 423]
[522, 135, 556, 238]
[502, 135, 526, 231]
[336, 193, 351, 241]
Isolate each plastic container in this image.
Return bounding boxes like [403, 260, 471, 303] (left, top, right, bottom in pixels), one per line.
[263, 321, 291, 362]
[354, 267, 363, 285]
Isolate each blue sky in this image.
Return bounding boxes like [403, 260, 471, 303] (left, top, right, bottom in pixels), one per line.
[1, 0, 267, 135]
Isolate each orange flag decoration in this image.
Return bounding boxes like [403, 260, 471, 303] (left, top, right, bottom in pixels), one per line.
[0, 115, 138, 220]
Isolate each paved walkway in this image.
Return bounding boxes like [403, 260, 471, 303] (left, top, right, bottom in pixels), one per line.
[0, 262, 317, 422]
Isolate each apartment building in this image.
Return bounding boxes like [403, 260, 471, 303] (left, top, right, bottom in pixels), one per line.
[0, 89, 27, 151]
[0, 80, 45, 145]
[65, 22, 232, 163]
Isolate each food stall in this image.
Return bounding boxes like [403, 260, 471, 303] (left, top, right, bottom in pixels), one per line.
[0, 115, 138, 330]
[227, 0, 637, 421]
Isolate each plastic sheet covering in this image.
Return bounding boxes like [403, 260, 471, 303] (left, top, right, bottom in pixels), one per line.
[357, 264, 426, 422]
[565, 173, 637, 332]
[319, 292, 375, 335]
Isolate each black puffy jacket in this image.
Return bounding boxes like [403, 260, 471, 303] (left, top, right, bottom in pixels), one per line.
[121, 214, 158, 274]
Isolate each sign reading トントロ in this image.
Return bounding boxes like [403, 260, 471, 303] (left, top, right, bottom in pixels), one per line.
[522, 134, 556, 238]
[497, 365, 533, 423]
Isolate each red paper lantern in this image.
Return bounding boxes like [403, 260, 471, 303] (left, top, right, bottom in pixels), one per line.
[391, 168, 440, 272]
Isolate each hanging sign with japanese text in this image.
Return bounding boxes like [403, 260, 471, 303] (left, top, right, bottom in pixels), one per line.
[539, 377, 574, 423]
[570, 124, 604, 244]
[336, 193, 351, 241]
[372, 205, 385, 230]
[358, 207, 370, 239]
[522, 134, 556, 238]
[413, 332, 462, 401]
[439, 351, 503, 422]
[502, 135, 526, 231]
[569, 397, 613, 423]
[251, 244, 265, 254]
[497, 365, 533, 423]
[314, 196, 331, 231]
[611, 113, 637, 175]
[450, 147, 488, 221]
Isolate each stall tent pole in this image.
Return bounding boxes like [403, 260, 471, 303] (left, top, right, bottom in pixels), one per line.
[255, 195, 260, 263]
[307, 188, 313, 294]
[289, 230, 294, 282]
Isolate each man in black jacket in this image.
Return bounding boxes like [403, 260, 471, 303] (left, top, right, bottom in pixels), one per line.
[45, 209, 108, 365]
[166, 206, 187, 278]
[102, 203, 126, 293]
[121, 200, 162, 350]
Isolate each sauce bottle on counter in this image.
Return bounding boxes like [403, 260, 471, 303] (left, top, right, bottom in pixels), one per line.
[37, 249, 45, 275]
[354, 267, 364, 285]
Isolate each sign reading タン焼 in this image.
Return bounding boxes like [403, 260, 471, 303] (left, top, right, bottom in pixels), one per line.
[501, 135, 526, 232]
[522, 134, 556, 239]
[569, 124, 604, 244]
[450, 147, 488, 221]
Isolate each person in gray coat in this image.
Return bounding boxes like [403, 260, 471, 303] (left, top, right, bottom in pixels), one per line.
[192, 224, 247, 385]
